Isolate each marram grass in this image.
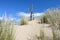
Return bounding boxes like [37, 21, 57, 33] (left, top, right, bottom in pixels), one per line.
[0, 21, 15, 40]
[20, 16, 28, 25]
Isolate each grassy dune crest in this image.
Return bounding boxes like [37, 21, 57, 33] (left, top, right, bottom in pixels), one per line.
[44, 8, 60, 29]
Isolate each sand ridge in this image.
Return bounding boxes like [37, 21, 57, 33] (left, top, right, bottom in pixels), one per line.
[14, 21, 53, 40]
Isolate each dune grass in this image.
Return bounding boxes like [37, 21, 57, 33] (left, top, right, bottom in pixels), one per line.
[44, 8, 60, 29]
[40, 29, 45, 40]
[37, 8, 60, 40]
[44, 8, 60, 40]
[0, 20, 14, 40]
[52, 28, 60, 40]
[20, 16, 28, 25]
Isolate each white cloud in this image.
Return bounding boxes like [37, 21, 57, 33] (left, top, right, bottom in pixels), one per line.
[17, 12, 44, 17]
[0, 17, 3, 20]
[33, 13, 44, 17]
[17, 12, 30, 17]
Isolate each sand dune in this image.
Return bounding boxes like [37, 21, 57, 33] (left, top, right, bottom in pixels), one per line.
[13, 21, 55, 40]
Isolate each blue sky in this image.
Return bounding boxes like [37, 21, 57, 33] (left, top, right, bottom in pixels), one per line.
[0, 0, 60, 21]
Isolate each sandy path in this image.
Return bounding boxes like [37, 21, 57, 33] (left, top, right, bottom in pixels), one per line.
[14, 21, 53, 40]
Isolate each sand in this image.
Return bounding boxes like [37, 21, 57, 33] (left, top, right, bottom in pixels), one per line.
[14, 21, 53, 40]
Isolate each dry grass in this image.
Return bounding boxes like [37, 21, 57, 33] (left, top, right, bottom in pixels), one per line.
[40, 29, 45, 40]
[36, 8, 60, 40]
[52, 29, 60, 40]
[44, 8, 60, 29]
[20, 16, 28, 25]
[44, 8, 60, 40]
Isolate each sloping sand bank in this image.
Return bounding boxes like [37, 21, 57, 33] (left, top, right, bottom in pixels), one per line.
[14, 21, 58, 40]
